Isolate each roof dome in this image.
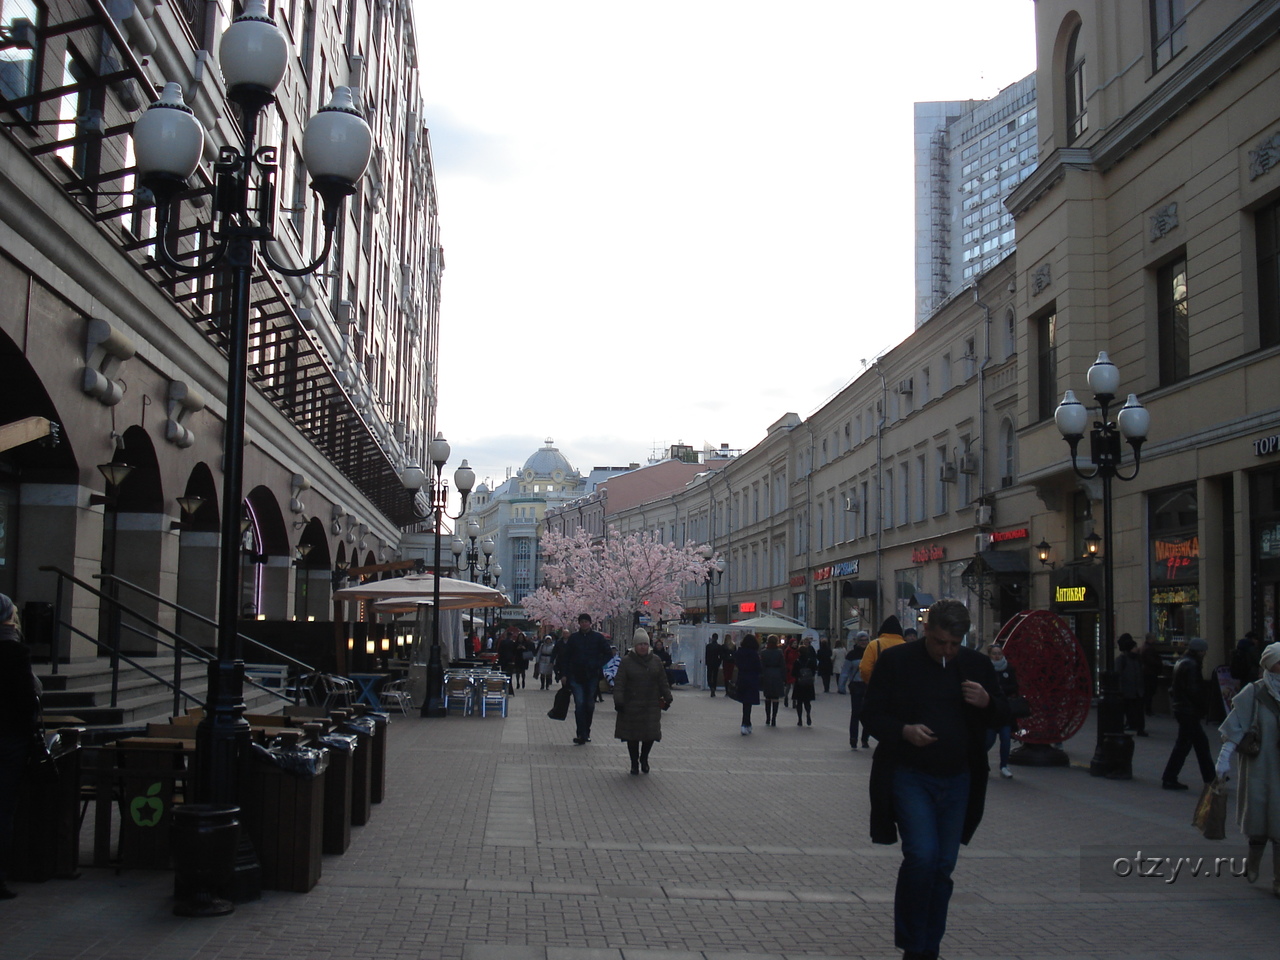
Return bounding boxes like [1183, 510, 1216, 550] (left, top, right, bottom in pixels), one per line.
[522, 438, 578, 480]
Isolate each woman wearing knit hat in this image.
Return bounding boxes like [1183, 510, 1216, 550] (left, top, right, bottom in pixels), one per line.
[613, 628, 673, 775]
[1216, 640, 1280, 896]
[0, 594, 41, 899]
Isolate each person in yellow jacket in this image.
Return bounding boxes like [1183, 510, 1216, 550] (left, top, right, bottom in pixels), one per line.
[860, 615, 906, 685]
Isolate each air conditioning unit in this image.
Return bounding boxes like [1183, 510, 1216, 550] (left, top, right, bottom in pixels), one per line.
[896, 378, 914, 395]
[938, 462, 957, 483]
[974, 533, 991, 553]
[959, 452, 978, 474]
[844, 496, 860, 513]
[975, 504, 994, 527]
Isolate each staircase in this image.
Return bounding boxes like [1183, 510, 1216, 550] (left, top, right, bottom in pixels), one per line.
[38, 657, 290, 729]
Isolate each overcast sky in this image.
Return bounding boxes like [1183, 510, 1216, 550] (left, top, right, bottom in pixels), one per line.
[416, 1, 1037, 489]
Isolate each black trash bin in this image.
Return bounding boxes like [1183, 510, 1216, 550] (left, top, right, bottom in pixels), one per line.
[10, 727, 83, 881]
[238, 742, 328, 892]
[317, 732, 356, 854]
[170, 803, 240, 916]
[353, 707, 389, 804]
[335, 713, 374, 827]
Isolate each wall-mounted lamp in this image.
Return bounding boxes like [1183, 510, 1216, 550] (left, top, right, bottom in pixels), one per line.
[1084, 530, 1102, 557]
[1035, 539, 1055, 569]
[170, 494, 206, 530]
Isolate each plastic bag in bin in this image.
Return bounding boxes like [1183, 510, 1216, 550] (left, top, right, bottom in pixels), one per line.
[319, 733, 358, 753]
[249, 742, 330, 778]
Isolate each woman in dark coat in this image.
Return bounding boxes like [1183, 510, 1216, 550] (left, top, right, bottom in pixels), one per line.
[792, 641, 818, 726]
[816, 640, 835, 693]
[613, 628, 672, 775]
[760, 635, 786, 727]
[734, 634, 762, 735]
[0, 594, 40, 899]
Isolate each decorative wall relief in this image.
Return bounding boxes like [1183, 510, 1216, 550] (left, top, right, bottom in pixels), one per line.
[1031, 263, 1052, 296]
[1149, 202, 1179, 240]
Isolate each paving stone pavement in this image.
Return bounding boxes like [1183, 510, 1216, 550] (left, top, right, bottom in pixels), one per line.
[2, 685, 1278, 959]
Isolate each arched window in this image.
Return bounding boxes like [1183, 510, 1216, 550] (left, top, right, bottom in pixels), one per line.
[1065, 24, 1088, 143]
[1005, 308, 1017, 359]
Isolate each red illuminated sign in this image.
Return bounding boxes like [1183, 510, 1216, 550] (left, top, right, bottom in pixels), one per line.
[738, 602, 757, 613]
[990, 528, 1029, 543]
[911, 544, 946, 563]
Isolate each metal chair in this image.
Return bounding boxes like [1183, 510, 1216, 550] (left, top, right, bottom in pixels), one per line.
[442, 675, 474, 716]
[379, 678, 413, 715]
[321, 674, 355, 710]
[478, 675, 509, 718]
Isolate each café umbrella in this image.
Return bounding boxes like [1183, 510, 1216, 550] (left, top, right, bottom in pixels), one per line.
[331, 573, 505, 606]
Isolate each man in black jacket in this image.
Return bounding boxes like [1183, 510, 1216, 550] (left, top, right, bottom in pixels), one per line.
[561, 614, 611, 745]
[1160, 637, 1215, 790]
[862, 599, 1008, 960]
[704, 634, 722, 697]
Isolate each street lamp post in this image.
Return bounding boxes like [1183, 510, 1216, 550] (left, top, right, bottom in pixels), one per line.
[697, 543, 726, 623]
[404, 434, 474, 716]
[131, 0, 371, 816]
[452, 520, 494, 650]
[1055, 351, 1151, 780]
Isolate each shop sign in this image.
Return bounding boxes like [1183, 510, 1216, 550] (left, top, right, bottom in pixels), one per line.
[832, 560, 860, 577]
[990, 527, 1029, 543]
[770, 600, 784, 609]
[813, 566, 832, 582]
[789, 574, 808, 587]
[1049, 566, 1100, 611]
[1152, 536, 1199, 581]
[1151, 585, 1200, 605]
[1254, 433, 1280, 457]
[911, 544, 946, 563]
[738, 602, 757, 613]
[1261, 523, 1280, 559]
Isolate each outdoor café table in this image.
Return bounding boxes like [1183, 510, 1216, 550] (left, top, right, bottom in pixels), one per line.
[348, 672, 391, 708]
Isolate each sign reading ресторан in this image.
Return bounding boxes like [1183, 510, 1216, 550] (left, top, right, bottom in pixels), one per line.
[1255, 433, 1280, 456]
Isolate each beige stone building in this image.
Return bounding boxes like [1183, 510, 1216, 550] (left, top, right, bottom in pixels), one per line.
[585, 2, 1280, 676]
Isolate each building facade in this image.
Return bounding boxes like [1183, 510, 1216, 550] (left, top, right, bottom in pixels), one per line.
[0, 0, 441, 659]
[603, 2, 1280, 678]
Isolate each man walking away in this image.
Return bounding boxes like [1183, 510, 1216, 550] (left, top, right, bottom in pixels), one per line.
[705, 633, 723, 697]
[1161, 637, 1216, 790]
[561, 614, 612, 745]
[861, 599, 1009, 960]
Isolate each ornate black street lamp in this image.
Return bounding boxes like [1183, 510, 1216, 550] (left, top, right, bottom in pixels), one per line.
[131, 0, 371, 812]
[452, 520, 494, 647]
[697, 543, 726, 623]
[402, 434, 474, 716]
[1055, 351, 1150, 780]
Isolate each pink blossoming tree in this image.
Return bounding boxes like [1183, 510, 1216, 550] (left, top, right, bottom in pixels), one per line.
[522, 527, 714, 632]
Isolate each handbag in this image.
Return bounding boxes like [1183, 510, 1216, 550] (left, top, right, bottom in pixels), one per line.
[725, 677, 739, 701]
[1006, 695, 1032, 719]
[1192, 778, 1228, 840]
[1237, 680, 1275, 757]
[547, 684, 572, 721]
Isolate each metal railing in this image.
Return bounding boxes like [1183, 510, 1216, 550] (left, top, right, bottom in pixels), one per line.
[38, 566, 317, 718]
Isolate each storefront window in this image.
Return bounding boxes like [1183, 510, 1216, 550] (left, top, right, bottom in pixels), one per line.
[1149, 483, 1199, 643]
[895, 567, 923, 632]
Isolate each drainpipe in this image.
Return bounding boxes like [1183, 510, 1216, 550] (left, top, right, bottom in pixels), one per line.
[972, 276, 993, 645]
[874, 360, 887, 629]
[804, 419, 815, 626]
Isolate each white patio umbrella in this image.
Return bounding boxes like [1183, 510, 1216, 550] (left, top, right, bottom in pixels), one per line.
[332, 573, 504, 605]
[725, 614, 809, 633]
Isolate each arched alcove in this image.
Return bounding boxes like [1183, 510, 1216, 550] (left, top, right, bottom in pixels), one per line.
[103, 425, 166, 654]
[175, 462, 221, 649]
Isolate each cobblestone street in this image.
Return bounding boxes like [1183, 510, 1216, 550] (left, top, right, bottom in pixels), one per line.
[2, 686, 1277, 959]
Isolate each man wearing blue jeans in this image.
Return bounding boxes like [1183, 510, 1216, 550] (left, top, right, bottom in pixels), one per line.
[862, 600, 1008, 960]
[561, 614, 612, 745]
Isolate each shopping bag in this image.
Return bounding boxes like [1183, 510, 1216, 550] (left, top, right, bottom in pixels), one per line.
[547, 685, 572, 721]
[1192, 778, 1228, 840]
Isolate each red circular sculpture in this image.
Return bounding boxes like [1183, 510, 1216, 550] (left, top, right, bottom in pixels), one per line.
[995, 610, 1092, 745]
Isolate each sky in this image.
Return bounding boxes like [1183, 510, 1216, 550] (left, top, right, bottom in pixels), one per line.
[416, 1, 1038, 489]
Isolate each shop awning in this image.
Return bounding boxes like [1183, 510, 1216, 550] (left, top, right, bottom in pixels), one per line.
[909, 593, 936, 608]
[841, 579, 879, 599]
[961, 551, 1030, 580]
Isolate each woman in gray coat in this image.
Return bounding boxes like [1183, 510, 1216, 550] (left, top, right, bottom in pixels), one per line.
[614, 628, 673, 775]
